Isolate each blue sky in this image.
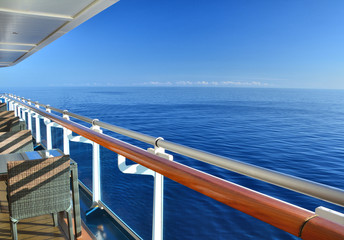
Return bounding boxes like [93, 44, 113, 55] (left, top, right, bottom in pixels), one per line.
[2, 0, 344, 88]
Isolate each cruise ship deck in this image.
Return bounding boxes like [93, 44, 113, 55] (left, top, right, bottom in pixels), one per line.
[1, 1, 344, 240]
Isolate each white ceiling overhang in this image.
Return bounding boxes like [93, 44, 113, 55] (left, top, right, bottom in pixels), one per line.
[0, 0, 119, 67]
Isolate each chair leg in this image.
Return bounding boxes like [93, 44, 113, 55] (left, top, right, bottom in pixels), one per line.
[10, 219, 18, 240]
[66, 210, 74, 240]
[52, 213, 58, 227]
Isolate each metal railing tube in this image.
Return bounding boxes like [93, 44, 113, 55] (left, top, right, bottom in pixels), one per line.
[68, 112, 93, 123]
[48, 106, 64, 114]
[11, 95, 158, 143]
[6, 97, 344, 240]
[4, 94, 344, 207]
[13, 95, 157, 142]
[157, 140, 344, 207]
[14, 96, 94, 123]
[96, 121, 157, 145]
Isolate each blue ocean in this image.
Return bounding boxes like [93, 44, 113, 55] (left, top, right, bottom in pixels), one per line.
[4, 87, 344, 239]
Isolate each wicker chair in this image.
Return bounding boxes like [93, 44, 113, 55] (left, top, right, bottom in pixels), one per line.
[0, 102, 7, 111]
[7, 155, 74, 240]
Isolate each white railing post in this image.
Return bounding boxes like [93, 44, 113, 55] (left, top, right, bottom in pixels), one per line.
[45, 105, 52, 150]
[63, 110, 70, 155]
[117, 137, 172, 240]
[148, 138, 173, 240]
[7, 98, 11, 111]
[91, 119, 103, 204]
[19, 105, 22, 119]
[9, 100, 13, 111]
[27, 100, 32, 131]
[12, 96, 16, 115]
[35, 102, 41, 143]
[14, 102, 18, 117]
[153, 171, 164, 240]
[13, 102, 16, 115]
[16, 102, 19, 117]
[16, 103, 20, 118]
[4, 98, 8, 110]
[22, 99, 26, 121]
[17, 98, 22, 119]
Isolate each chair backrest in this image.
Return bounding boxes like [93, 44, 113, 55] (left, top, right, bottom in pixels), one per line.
[9, 119, 27, 132]
[7, 155, 71, 220]
[0, 115, 27, 132]
[0, 117, 20, 132]
[0, 111, 15, 118]
[0, 103, 7, 112]
[0, 130, 34, 154]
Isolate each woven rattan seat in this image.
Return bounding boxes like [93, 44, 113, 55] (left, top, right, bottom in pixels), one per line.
[7, 155, 74, 240]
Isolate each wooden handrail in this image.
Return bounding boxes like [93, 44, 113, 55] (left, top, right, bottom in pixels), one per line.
[8, 97, 344, 239]
[301, 216, 344, 239]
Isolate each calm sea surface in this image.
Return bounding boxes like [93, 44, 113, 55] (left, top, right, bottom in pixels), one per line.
[4, 87, 344, 239]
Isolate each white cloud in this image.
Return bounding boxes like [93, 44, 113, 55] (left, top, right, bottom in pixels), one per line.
[222, 81, 269, 86]
[143, 81, 173, 86]
[176, 81, 193, 85]
[142, 81, 270, 87]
